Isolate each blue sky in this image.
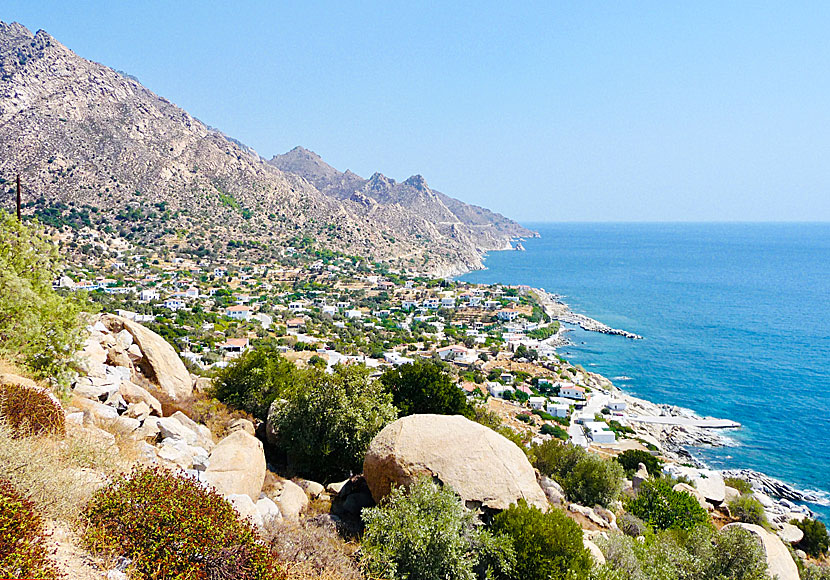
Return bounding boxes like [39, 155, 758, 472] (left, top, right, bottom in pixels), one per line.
[5, 1, 830, 222]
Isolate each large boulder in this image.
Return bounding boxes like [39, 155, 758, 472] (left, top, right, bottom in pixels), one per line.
[101, 314, 192, 401]
[363, 414, 548, 512]
[723, 523, 799, 580]
[203, 430, 266, 501]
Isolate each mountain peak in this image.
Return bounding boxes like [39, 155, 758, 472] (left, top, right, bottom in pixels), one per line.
[403, 174, 429, 191]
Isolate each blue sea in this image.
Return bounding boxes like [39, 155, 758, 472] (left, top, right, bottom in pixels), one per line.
[460, 223, 830, 519]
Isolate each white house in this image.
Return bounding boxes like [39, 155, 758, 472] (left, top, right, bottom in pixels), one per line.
[217, 337, 250, 356]
[164, 297, 185, 311]
[140, 289, 159, 302]
[213, 268, 226, 277]
[424, 298, 440, 310]
[345, 309, 363, 319]
[440, 297, 456, 309]
[226, 305, 252, 321]
[528, 396, 547, 410]
[384, 352, 414, 366]
[496, 308, 520, 321]
[585, 422, 616, 444]
[546, 402, 570, 418]
[484, 300, 501, 310]
[54, 275, 75, 289]
[185, 287, 199, 298]
[606, 399, 627, 412]
[436, 345, 477, 365]
[288, 301, 307, 312]
[322, 304, 337, 316]
[500, 372, 515, 385]
[487, 382, 515, 399]
[560, 385, 586, 400]
[401, 300, 419, 310]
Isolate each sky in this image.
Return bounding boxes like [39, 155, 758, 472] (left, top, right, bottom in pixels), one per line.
[4, 1, 830, 222]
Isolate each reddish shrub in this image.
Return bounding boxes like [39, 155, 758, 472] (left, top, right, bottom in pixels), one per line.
[83, 466, 278, 580]
[0, 478, 61, 578]
[0, 380, 65, 437]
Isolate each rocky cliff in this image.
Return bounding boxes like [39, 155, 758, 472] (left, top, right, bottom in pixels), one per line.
[0, 22, 533, 275]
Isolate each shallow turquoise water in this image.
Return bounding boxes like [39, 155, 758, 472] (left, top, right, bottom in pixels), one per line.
[460, 223, 830, 518]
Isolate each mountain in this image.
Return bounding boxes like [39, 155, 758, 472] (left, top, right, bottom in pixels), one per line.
[0, 22, 534, 275]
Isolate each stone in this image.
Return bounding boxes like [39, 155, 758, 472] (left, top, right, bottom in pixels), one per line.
[674, 483, 710, 510]
[73, 397, 119, 424]
[693, 469, 725, 505]
[203, 430, 266, 500]
[275, 479, 309, 520]
[632, 463, 649, 491]
[111, 416, 141, 435]
[115, 329, 133, 349]
[125, 401, 151, 422]
[134, 416, 160, 440]
[584, 538, 606, 565]
[157, 411, 213, 450]
[73, 381, 117, 402]
[724, 485, 741, 503]
[363, 414, 548, 512]
[226, 494, 264, 529]
[297, 479, 325, 499]
[127, 343, 143, 360]
[327, 480, 349, 495]
[101, 314, 192, 401]
[228, 418, 255, 436]
[777, 523, 804, 545]
[66, 411, 84, 426]
[723, 523, 799, 580]
[119, 381, 162, 416]
[157, 441, 193, 469]
[539, 475, 565, 506]
[256, 496, 282, 526]
[106, 346, 131, 368]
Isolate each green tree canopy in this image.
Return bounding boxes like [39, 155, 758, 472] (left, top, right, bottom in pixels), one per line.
[625, 478, 710, 531]
[0, 211, 87, 384]
[379, 359, 472, 417]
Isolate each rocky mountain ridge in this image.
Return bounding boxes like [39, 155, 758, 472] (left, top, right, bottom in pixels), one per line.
[0, 21, 534, 276]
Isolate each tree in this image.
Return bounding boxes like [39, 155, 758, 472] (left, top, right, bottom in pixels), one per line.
[210, 348, 301, 420]
[0, 211, 88, 385]
[269, 364, 397, 481]
[491, 500, 592, 580]
[380, 359, 473, 417]
[625, 478, 710, 531]
[615, 450, 663, 477]
[563, 453, 624, 508]
[362, 478, 515, 580]
[728, 495, 767, 527]
[793, 518, 830, 558]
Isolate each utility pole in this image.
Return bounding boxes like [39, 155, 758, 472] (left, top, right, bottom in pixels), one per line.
[16, 174, 21, 221]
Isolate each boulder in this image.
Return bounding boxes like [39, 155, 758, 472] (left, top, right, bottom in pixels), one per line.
[777, 523, 804, 545]
[256, 496, 282, 526]
[275, 479, 309, 520]
[125, 401, 151, 422]
[157, 411, 213, 450]
[363, 414, 548, 512]
[723, 523, 798, 580]
[674, 483, 710, 510]
[228, 418, 255, 436]
[297, 479, 325, 499]
[584, 538, 606, 565]
[119, 381, 162, 416]
[327, 480, 349, 495]
[203, 430, 266, 501]
[106, 347, 131, 368]
[101, 314, 192, 401]
[226, 494, 264, 529]
[632, 463, 649, 491]
[115, 329, 133, 349]
[724, 485, 741, 503]
[693, 470, 725, 505]
[539, 475, 565, 506]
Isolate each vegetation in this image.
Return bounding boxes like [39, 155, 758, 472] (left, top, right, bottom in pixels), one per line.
[792, 517, 830, 558]
[625, 478, 710, 531]
[530, 440, 623, 507]
[362, 478, 515, 580]
[0, 210, 88, 385]
[379, 359, 473, 418]
[540, 423, 569, 440]
[728, 495, 767, 527]
[596, 525, 771, 580]
[0, 478, 60, 579]
[268, 365, 397, 481]
[0, 380, 65, 437]
[615, 450, 663, 477]
[83, 467, 277, 580]
[724, 477, 754, 495]
[491, 500, 592, 580]
[211, 348, 303, 420]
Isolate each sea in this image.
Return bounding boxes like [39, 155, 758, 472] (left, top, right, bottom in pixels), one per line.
[460, 222, 830, 519]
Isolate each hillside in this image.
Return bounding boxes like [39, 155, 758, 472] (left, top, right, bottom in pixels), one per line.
[0, 22, 533, 276]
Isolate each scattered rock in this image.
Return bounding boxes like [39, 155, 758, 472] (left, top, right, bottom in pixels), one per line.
[226, 494, 264, 529]
[327, 480, 349, 495]
[118, 381, 162, 416]
[364, 414, 548, 513]
[297, 479, 325, 499]
[777, 523, 804, 545]
[275, 479, 309, 520]
[724, 485, 741, 503]
[203, 430, 266, 500]
[227, 418, 255, 436]
[256, 496, 282, 526]
[674, 483, 710, 510]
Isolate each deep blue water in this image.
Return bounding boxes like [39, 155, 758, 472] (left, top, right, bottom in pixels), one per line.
[461, 223, 830, 518]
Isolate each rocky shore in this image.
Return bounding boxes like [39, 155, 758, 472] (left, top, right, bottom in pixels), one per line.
[532, 288, 643, 340]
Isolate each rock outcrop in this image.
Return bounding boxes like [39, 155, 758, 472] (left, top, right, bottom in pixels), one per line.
[723, 523, 799, 580]
[203, 430, 266, 501]
[363, 414, 548, 512]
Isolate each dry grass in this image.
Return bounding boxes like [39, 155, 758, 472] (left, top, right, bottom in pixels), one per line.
[266, 518, 362, 580]
[154, 389, 254, 440]
[0, 419, 129, 525]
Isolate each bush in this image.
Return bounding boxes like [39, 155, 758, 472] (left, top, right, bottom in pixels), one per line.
[269, 365, 397, 481]
[266, 518, 361, 579]
[0, 380, 65, 437]
[792, 517, 830, 558]
[530, 441, 623, 507]
[540, 423, 569, 440]
[362, 477, 515, 580]
[728, 495, 767, 526]
[615, 450, 663, 477]
[491, 500, 591, 580]
[625, 478, 710, 531]
[531, 440, 586, 481]
[211, 347, 302, 420]
[0, 211, 88, 385]
[723, 477, 754, 495]
[83, 466, 277, 580]
[379, 359, 473, 418]
[0, 478, 60, 579]
[618, 513, 649, 537]
[802, 563, 830, 580]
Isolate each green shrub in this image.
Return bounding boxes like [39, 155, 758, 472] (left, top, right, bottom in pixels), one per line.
[530, 440, 586, 481]
[532, 409, 555, 421]
[530, 440, 623, 507]
[380, 359, 473, 417]
[0, 380, 65, 437]
[792, 517, 830, 558]
[615, 450, 663, 477]
[362, 477, 515, 580]
[0, 478, 60, 579]
[0, 210, 88, 385]
[723, 477, 753, 495]
[618, 513, 649, 537]
[625, 478, 710, 531]
[83, 466, 277, 580]
[491, 500, 591, 580]
[802, 563, 830, 580]
[728, 495, 767, 526]
[269, 365, 397, 481]
[540, 423, 569, 440]
[211, 347, 302, 420]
